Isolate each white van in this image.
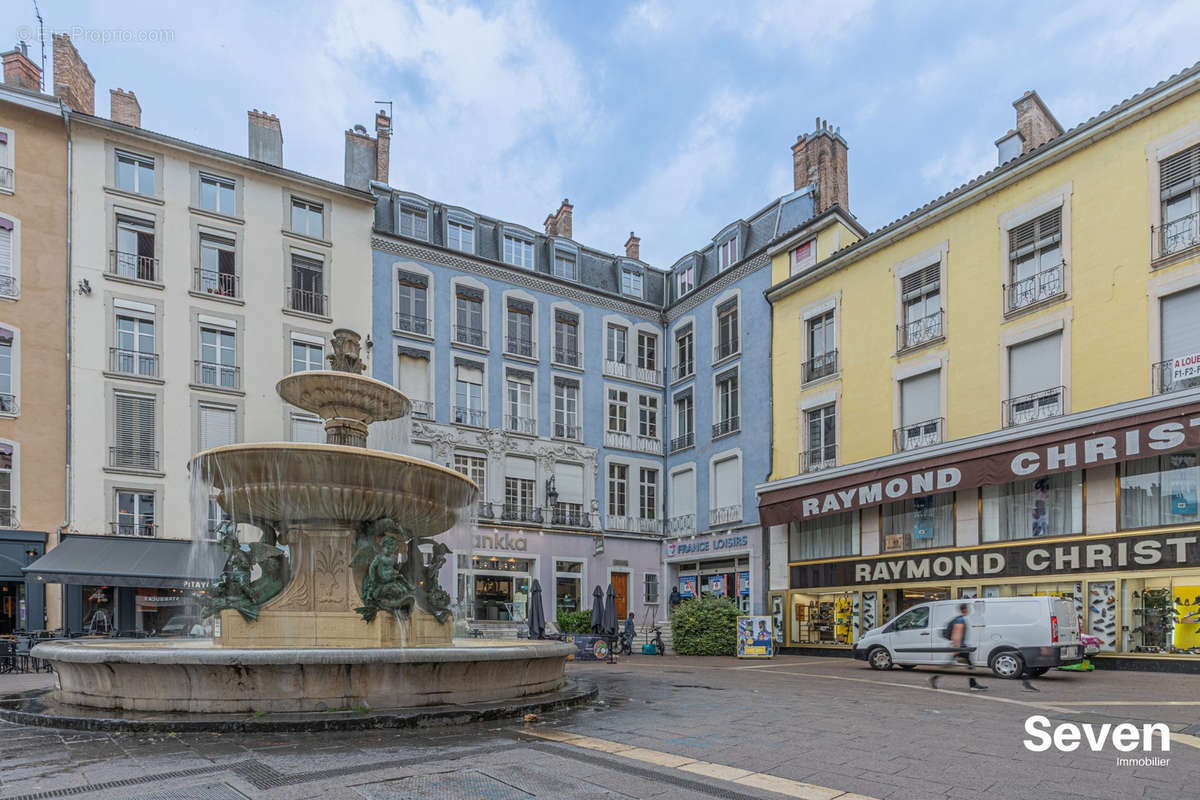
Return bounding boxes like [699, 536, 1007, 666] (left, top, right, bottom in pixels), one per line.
[853, 597, 1083, 678]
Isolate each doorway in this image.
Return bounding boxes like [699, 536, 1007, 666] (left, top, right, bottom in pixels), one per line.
[612, 572, 629, 619]
[0, 581, 23, 634]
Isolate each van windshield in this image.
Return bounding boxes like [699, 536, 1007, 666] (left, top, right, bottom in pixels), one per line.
[893, 606, 930, 631]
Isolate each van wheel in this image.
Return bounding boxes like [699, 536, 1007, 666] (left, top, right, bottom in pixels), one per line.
[867, 646, 893, 670]
[990, 650, 1024, 679]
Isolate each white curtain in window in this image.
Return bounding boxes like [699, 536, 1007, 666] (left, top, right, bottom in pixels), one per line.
[1009, 332, 1061, 397]
[882, 493, 954, 550]
[789, 511, 860, 560]
[1120, 451, 1200, 529]
[671, 469, 695, 516]
[554, 462, 584, 504]
[981, 470, 1083, 541]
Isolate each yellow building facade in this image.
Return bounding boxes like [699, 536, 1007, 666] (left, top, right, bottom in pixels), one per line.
[758, 64, 1200, 671]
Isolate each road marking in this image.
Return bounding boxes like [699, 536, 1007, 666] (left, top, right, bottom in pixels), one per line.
[523, 727, 878, 800]
[1051, 700, 1200, 706]
[730, 660, 833, 669]
[1172, 732, 1200, 749]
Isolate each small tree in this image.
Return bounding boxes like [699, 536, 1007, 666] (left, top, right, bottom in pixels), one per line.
[672, 596, 738, 656]
[556, 609, 593, 634]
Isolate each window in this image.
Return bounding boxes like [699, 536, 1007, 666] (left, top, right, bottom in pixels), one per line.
[553, 250, 577, 280]
[677, 262, 695, 297]
[638, 395, 658, 438]
[454, 362, 485, 427]
[897, 370, 941, 451]
[607, 388, 628, 433]
[789, 512, 860, 561]
[197, 233, 236, 297]
[198, 325, 237, 389]
[555, 560, 583, 613]
[113, 309, 156, 378]
[454, 454, 487, 504]
[505, 301, 534, 357]
[606, 324, 627, 364]
[715, 371, 739, 436]
[1120, 451, 1200, 529]
[396, 271, 429, 335]
[892, 606, 930, 631]
[505, 374, 534, 434]
[290, 197, 323, 238]
[112, 392, 157, 470]
[711, 456, 741, 524]
[637, 332, 657, 372]
[1158, 143, 1200, 256]
[553, 380, 579, 439]
[882, 493, 954, 551]
[114, 214, 156, 281]
[291, 338, 323, 372]
[1007, 209, 1063, 311]
[0, 216, 13, 296]
[900, 263, 941, 348]
[1007, 333, 1062, 425]
[715, 301, 739, 360]
[551, 463, 585, 525]
[115, 150, 155, 196]
[0, 329, 13, 413]
[206, 496, 230, 538]
[115, 490, 155, 536]
[503, 234, 534, 268]
[982, 470, 1082, 541]
[290, 413, 324, 443]
[0, 132, 9, 191]
[669, 468, 696, 527]
[790, 240, 816, 275]
[622, 269, 643, 298]
[805, 404, 836, 470]
[447, 219, 474, 252]
[553, 312, 579, 367]
[199, 173, 235, 215]
[717, 236, 738, 270]
[1159, 285, 1200, 393]
[671, 393, 694, 452]
[454, 288, 485, 347]
[504, 475, 535, 518]
[675, 327, 694, 379]
[805, 311, 836, 381]
[398, 203, 429, 240]
[0, 444, 11, 524]
[397, 351, 430, 412]
[198, 404, 236, 451]
[644, 573, 660, 604]
[289, 254, 325, 316]
[639, 468, 658, 520]
[608, 463, 628, 518]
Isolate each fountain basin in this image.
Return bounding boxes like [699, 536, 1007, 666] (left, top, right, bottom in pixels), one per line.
[32, 638, 574, 713]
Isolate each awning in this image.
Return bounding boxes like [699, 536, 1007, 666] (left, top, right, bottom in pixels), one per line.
[23, 534, 225, 589]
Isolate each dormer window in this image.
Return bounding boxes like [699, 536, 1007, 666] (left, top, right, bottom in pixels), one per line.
[677, 262, 695, 297]
[399, 203, 429, 241]
[553, 248, 577, 280]
[717, 236, 738, 270]
[621, 268, 643, 298]
[790, 240, 816, 275]
[504, 233, 535, 269]
[447, 218, 474, 253]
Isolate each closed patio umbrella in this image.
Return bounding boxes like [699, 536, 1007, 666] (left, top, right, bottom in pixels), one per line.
[589, 586, 604, 634]
[603, 583, 619, 636]
[527, 579, 546, 640]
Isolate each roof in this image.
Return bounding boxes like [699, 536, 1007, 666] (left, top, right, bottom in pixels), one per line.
[23, 533, 225, 589]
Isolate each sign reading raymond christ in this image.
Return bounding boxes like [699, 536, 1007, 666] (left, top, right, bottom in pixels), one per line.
[790, 530, 1200, 589]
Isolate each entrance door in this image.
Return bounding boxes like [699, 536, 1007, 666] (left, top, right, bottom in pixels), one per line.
[612, 572, 628, 619]
[0, 581, 19, 634]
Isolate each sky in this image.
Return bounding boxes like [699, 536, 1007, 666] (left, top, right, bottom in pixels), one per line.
[10, 0, 1200, 267]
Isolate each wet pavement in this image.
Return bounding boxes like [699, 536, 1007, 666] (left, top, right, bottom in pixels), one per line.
[3, 655, 1200, 799]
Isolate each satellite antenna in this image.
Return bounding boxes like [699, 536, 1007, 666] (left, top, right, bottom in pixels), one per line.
[374, 100, 392, 119]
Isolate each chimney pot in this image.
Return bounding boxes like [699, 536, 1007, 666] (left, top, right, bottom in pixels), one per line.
[109, 88, 141, 127]
[51, 34, 94, 113]
[624, 231, 640, 260]
[792, 119, 849, 214]
[375, 111, 391, 186]
[1011, 90, 1063, 154]
[248, 109, 283, 167]
[2, 43, 42, 91]
[545, 198, 573, 238]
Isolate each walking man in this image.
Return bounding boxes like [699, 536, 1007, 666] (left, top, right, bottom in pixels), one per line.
[929, 603, 988, 692]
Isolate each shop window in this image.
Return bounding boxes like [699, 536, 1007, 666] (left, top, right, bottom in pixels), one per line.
[1121, 577, 1195, 654]
[554, 560, 582, 615]
[788, 511, 859, 561]
[461, 555, 533, 621]
[981, 470, 1082, 541]
[881, 493, 954, 551]
[82, 586, 115, 634]
[1090, 580, 1116, 652]
[789, 590, 856, 646]
[1120, 450, 1200, 529]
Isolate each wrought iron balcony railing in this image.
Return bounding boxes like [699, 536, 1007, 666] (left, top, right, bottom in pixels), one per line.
[671, 361, 694, 382]
[1153, 358, 1200, 395]
[552, 346, 581, 368]
[452, 325, 487, 348]
[802, 444, 837, 473]
[553, 422, 581, 440]
[501, 504, 541, 523]
[897, 310, 944, 352]
[110, 520, 157, 537]
[710, 504, 743, 526]
[1153, 211, 1200, 261]
[664, 514, 696, 537]
[0, 166, 12, 190]
[109, 347, 159, 379]
[193, 267, 239, 298]
[286, 286, 327, 316]
[0, 394, 15, 415]
[109, 249, 160, 283]
[194, 360, 240, 390]
[713, 416, 740, 438]
[394, 312, 431, 336]
[504, 415, 536, 435]
[669, 431, 694, 453]
[713, 338, 739, 362]
[453, 406, 486, 427]
[1003, 385, 1064, 427]
[804, 350, 838, 383]
[0, 274, 17, 298]
[893, 417, 944, 452]
[1004, 262, 1066, 314]
[504, 337, 536, 358]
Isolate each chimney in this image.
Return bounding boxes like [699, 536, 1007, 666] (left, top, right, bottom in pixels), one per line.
[343, 124, 376, 191]
[792, 118, 849, 214]
[52, 34, 94, 114]
[375, 110, 391, 185]
[109, 88, 141, 128]
[624, 232, 640, 260]
[248, 109, 283, 167]
[544, 198, 573, 238]
[2, 42, 41, 91]
[1012, 91, 1063, 154]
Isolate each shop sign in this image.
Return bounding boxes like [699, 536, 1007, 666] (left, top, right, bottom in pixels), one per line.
[474, 531, 528, 551]
[136, 595, 188, 606]
[1171, 353, 1200, 383]
[791, 530, 1200, 589]
[762, 405, 1200, 524]
[665, 533, 749, 558]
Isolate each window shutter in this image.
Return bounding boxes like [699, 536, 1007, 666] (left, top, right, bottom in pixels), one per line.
[713, 458, 739, 509]
[198, 405, 236, 450]
[455, 363, 483, 384]
[1160, 143, 1200, 197]
[901, 370, 940, 426]
[671, 469, 696, 516]
[398, 354, 430, 401]
[901, 263, 939, 300]
[505, 455, 536, 481]
[0, 225, 11, 278]
[290, 414, 324, 443]
[1008, 332, 1061, 397]
[1162, 285, 1200, 359]
[114, 393, 155, 468]
[1008, 208, 1062, 259]
[554, 462, 584, 504]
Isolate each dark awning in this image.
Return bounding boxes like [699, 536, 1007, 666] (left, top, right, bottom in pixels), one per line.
[23, 534, 224, 589]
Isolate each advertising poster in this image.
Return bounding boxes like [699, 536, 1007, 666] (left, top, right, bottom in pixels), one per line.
[737, 571, 750, 596]
[679, 576, 697, 599]
[737, 616, 774, 658]
[708, 574, 727, 596]
[913, 496, 934, 539]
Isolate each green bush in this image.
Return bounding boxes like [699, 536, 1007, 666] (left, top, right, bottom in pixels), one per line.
[671, 596, 738, 656]
[556, 609, 593, 634]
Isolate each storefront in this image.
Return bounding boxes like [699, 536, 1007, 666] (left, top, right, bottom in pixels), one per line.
[0, 530, 46, 634]
[664, 529, 763, 614]
[760, 395, 1200, 668]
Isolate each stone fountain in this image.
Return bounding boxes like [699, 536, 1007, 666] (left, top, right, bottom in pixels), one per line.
[32, 330, 575, 714]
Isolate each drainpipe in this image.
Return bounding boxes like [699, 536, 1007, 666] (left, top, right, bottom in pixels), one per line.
[55, 102, 73, 607]
[762, 289, 775, 616]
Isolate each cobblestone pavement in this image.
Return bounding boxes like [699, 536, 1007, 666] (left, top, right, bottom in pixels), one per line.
[3, 656, 1200, 799]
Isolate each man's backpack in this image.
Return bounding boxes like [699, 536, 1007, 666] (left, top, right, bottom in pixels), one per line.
[942, 617, 959, 641]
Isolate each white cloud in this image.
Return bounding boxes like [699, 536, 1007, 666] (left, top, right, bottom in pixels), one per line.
[918, 133, 996, 197]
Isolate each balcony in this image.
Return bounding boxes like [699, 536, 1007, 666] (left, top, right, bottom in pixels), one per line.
[194, 360, 240, 390]
[1153, 357, 1200, 394]
[712, 416, 740, 439]
[710, 504, 743, 526]
[453, 406, 486, 428]
[109, 446, 160, 471]
[110, 520, 157, 537]
[193, 267, 239, 299]
[671, 361, 694, 382]
[504, 337, 536, 359]
[552, 346, 581, 368]
[0, 166, 12, 191]
[394, 312, 431, 337]
[286, 286, 327, 317]
[504, 415, 536, 435]
[0, 274, 16, 298]
[669, 431, 694, 453]
[109, 249, 160, 283]
[893, 417, 944, 452]
[803, 351, 838, 383]
[713, 339, 739, 362]
[802, 444, 837, 473]
[1003, 386, 1065, 427]
[604, 430, 663, 455]
[553, 422, 581, 441]
[109, 347, 159, 379]
[606, 515, 660, 534]
[500, 504, 541, 524]
[897, 310, 944, 353]
[1004, 262, 1065, 314]
[0, 506, 17, 527]
[551, 504, 596, 529]
[603, 359, 662, 385]
[452, 325, 487, 349]
[0, 394, 17, 415]
[1153, 211, 1200, 262]
[409, 399, 433, 419]
[664, 514, 696, 538]
[475, 501, 495, 519]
